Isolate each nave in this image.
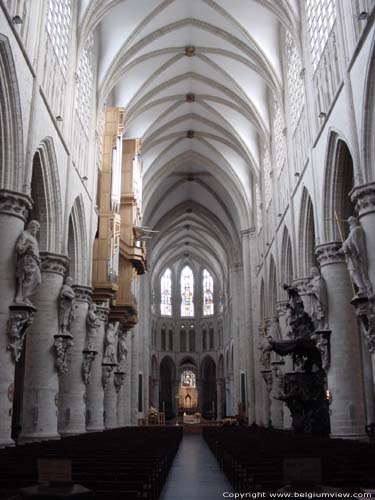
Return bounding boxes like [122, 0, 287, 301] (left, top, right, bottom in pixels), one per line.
[160, 433, 233, 500]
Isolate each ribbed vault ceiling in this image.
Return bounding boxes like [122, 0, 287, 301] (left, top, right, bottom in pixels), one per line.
[79, 0, 300, 288]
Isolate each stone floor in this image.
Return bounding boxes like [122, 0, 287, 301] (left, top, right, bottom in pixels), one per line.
[160, 433, 234, 500]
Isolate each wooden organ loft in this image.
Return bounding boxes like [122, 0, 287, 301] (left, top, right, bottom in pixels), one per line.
[92, 107, 146, 330]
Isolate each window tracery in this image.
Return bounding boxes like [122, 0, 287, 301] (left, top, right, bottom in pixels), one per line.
[46, 0, 72, 74]
[75, 34, 94, 134]
[306, 0, 337, 71]
[203, 269, 214, 316]
[181, 370, 196, 388]
[160, 269, 172, 316]
[181, 266, 194, 317]
[286, 31, 305, 131]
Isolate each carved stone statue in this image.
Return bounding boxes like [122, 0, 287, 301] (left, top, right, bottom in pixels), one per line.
[307, 266, 328, 330]
[59, 276, 75, 335]
[117, 329, 128, 369]
[339, 216, 373, 297]
[86, 302, 100, 350]
[103, 322, 118, 366]
[7, 307, 35, 362]
[15, 220, 41, 305]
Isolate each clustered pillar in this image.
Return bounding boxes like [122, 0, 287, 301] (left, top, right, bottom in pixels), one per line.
[316, 243, 367, 439]
[20, 253, 69, 442]
[58, 286, 93, 436]
[0, 190, 32, 447]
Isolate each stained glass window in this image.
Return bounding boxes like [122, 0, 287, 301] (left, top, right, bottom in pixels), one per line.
[181, 370, 196, 388]
[46, 0, 72, 74]
[160, 269, 172, 316]
[181, 266, 194, 317]
[306, 0, 336, 71]
[203, 269, 214, 316]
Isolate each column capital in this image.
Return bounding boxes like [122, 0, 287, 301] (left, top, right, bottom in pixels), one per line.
[315, 242, 344, 267]
[95, 302, 110, 322]
[350, 182, 375, 216]
[73, 285, 93, 302]
[0, 189, 32, 221]
[40, 252, 69, 276]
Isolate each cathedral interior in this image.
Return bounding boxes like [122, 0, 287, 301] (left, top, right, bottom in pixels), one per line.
[1, 0, 375, 498]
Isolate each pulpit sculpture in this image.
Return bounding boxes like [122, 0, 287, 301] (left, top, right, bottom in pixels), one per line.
[264, 283, 330, 435]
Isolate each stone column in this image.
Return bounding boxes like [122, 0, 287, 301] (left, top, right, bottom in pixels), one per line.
[116, 371, 127, 427]
[351, 183, 375, 384]
[351, 182, 375, 289]
[240, 229, 256, 423]
[316, 243, 366, 438]
[85, 302, 109, 432]
[216, 378, 224, 419]
[0, 190, 32, 446]
[261, 370, 272, 427]
[152, 379, 160, 410]
[103, 366, 117, 429]
[58, 286, 92, 436]
[20, 253, 69, 442]
[270, 361, 284, 429]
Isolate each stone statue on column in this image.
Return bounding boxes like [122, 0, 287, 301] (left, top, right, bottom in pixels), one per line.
[8, 220, 41, 363]
[82, 302, 101, 384]
[114, 329, 128, 393]
[307, 266, 328, 330]
[15, 220, 41, 306]
[339, 216, 373, 298]
[103, 322, 118, 366]
[59, 276, 76, 335]
[85, 302, 101, 351]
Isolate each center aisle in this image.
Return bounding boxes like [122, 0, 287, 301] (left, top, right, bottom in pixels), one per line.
[160, 432, 234, 500]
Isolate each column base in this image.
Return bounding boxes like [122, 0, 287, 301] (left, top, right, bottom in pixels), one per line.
[18, 433, 61, 444]
[330, 433, 368, 441]
[0, 437, 15, 448]
[86, 426, 104, 433]
[59, 429, 86, 437]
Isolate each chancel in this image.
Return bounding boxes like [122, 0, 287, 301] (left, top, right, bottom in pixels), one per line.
[0, 0, 375, 499]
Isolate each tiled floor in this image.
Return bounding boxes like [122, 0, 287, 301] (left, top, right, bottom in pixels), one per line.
[160, 433, 234, 500]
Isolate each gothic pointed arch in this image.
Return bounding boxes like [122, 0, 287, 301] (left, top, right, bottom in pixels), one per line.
[322, 132, 355, 242]
[298, 187, 317, 276]
[362, 31, 375, 183]
[67, 195, 89, 285]
[29, 138, 63, 254]
[0, 34, 23, 191]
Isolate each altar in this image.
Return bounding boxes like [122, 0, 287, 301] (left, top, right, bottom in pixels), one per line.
[177, 370, 199, 412]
